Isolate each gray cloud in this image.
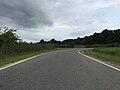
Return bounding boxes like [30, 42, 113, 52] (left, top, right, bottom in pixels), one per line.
[0, 0, 120, 42]
[0, 0, 53, 28]
[71, 31, 87, 36]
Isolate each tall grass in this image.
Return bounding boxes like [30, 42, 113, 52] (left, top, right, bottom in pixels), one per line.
[82, 47, 120, 66]
[0, 43, 57, 66]
[92, 47, 120, 56]
[74, 45, 85, 48]
[0, 43, 56, 54]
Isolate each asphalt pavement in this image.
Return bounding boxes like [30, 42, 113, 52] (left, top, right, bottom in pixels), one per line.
[0, 49, 120, 90]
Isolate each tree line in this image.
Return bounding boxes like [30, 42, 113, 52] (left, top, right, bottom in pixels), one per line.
[0, 26, 56, 54]
[0, 26, 120, 55]
[74, 29, 120, 47]
[39, 29, 120, 47]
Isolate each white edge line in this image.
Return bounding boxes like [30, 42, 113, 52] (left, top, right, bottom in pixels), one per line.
[78, 50, 120, 72]
[0, 49, 70, 71]
[0, 53, 46, 71]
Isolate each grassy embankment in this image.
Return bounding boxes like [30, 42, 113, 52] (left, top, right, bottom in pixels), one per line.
[0, 48, 67, 67]
[74, 45, 86, 48]
[81, 47, 120, 66]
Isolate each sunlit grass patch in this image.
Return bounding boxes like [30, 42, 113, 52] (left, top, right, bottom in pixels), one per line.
[81, 47, 120, 66]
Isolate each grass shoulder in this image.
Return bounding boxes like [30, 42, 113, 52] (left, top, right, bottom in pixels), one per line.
[80, 47, 120, 66]
[0, 48, 69, 67]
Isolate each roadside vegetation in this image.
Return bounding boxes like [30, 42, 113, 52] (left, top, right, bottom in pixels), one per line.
[0, 48, 65, 66]
[74, 45, 85, 48]
[0, 26, 64, 66]
[0, 26, 120, 67]
[81, 47, 120, 66]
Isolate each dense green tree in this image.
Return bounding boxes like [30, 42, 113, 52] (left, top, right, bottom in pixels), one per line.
[0, 26, 19, 53]
[62, 39, 75, 48]
[73, 29, 120, 46]
[49, 38, 56, 44]
[39, 39, 45, 44]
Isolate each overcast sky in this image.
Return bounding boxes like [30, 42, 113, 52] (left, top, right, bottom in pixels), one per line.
[0, 0, 120, 42]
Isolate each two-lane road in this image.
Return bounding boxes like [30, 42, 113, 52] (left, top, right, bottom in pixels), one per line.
[0, 49, 120, 90]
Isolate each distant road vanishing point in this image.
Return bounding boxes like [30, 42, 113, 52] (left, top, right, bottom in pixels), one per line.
[0, 49, 120, 90]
